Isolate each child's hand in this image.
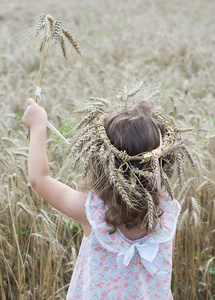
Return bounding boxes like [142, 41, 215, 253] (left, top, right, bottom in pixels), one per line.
[22, 98, 47, 130]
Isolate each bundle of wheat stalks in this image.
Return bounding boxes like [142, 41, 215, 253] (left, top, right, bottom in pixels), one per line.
[27, 13, 81, 143]
[33, 13, 81, 103]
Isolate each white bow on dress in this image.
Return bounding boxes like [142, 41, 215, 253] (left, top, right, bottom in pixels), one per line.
[116, 242, 163, 275]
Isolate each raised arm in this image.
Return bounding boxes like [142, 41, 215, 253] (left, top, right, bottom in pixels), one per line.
[22, 98, 89, 231]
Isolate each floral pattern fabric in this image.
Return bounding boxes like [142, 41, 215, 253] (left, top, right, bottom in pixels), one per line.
[67, 192, 181, 300]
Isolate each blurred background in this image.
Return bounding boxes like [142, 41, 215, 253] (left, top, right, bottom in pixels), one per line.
[0, 0, 215, 299]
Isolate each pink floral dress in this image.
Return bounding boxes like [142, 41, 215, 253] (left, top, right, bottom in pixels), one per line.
[67, 192, 181, 300]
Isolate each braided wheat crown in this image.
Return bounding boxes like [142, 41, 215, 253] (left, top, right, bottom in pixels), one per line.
[69, 81, 195, 231]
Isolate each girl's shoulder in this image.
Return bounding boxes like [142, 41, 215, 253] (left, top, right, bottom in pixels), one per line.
[85, 191, 127, 253]
[159, 193, 181, 211]
[85, 191, 107, 230]
[149, 193, 181, 243]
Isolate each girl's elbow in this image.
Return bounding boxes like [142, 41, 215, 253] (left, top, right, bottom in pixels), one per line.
[29, 177, 43, 193]
[29, 177, 38, 191]
[29, 175, 51, 196]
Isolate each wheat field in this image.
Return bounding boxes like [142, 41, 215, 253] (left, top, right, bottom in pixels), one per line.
[0, 0, 215, 299]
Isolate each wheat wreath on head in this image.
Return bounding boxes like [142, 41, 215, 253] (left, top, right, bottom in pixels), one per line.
[27, 13, 82, 143]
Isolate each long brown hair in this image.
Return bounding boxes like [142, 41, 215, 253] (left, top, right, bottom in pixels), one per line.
[89, 101, 164, 234]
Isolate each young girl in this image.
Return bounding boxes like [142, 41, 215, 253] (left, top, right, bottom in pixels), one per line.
[22, 95, 192, 299]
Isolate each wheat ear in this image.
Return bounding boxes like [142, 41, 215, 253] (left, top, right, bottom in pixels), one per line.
[176, 152, 184, 187]
[62, 29, 82, 56]
[160, 168, 174, 199]
[143, 188, 154, 232]
[108, 154, 133, 208]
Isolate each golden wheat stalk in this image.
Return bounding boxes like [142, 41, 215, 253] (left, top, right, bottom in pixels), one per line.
[27, 14, 82, 143]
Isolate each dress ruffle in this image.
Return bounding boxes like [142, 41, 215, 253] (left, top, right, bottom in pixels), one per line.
[85, 191, 181, 254]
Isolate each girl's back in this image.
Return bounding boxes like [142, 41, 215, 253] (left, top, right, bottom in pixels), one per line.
[67, 192, 180, 300]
